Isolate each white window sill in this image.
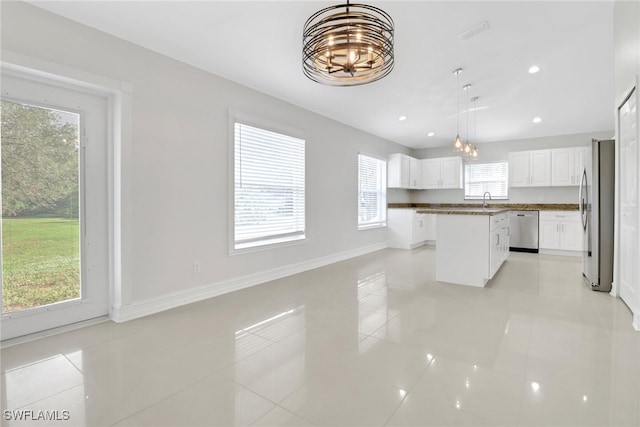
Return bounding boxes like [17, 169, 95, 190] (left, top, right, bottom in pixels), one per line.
[230, 235, 306, 256]
[358, 223, 387, 231]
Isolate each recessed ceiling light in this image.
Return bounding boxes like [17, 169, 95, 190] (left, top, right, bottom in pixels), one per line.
[398, 115, 407, 121]
[533, 117, 542, 124]
[529, 65, 540, 74]
[427, 132, 435, 137]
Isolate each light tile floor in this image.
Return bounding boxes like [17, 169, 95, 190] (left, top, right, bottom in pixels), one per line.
[2, 247, 639, 426]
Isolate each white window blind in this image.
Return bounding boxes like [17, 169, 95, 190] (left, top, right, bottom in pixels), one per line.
[358, 154, 387, 229]
[234, 122, 305, 250]
[465, 161, 509, 200]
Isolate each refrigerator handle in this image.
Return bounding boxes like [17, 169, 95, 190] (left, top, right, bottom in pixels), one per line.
[579, 169, 588, 231]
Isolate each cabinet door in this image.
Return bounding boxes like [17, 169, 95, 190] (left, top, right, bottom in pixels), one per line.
[500, 226, 509, 263]
[560, 221, 582, 251]
[387, 209, 414, 248]
[387, 154, 411, 188]
[539, 220, 561, 249]
[489, 229, 501, 278]
[551, 148, 574, 186]
[509, 152, 530, 187]
[529, 150, 551, 186]
[409, 157, 422, 189]
[440, 157, 463, 189]
[411, 215, 426, 246]
[421, 158, 441, 189]
[573, 147, 587, 186]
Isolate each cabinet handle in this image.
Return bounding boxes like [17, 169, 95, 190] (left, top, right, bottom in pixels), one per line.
[496, 234, 500, 245]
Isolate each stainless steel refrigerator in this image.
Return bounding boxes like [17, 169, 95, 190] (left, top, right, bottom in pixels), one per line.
[580, 138, 615, 292]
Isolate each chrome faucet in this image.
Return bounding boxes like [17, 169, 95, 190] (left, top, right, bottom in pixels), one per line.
[483, 191, 492, 209]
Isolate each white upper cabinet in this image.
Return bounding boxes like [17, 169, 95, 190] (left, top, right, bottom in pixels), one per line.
[551, 147, 588, 186]
[508, 149, 551, 187]
[388, 153, 422, 189]
[409, 157, 422, 189]
[421, 156, 463, 189]
[508, 151, 530, 187]
[421, 158, 440, 188]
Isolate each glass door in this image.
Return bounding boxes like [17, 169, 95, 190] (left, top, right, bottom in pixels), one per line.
[1, 72, 110, 341]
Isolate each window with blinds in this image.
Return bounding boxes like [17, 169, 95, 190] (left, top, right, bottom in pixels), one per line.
[464, 161, 509, 200]
[358, 154, 387, 229]
[234, 122, 305, 250]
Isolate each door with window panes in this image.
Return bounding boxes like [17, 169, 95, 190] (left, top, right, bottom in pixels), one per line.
[1, 71, 110, 341]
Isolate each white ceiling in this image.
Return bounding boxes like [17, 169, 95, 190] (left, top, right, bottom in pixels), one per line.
[28, 1, 616, 149]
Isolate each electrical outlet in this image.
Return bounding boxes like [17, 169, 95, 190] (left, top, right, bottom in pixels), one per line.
[193, 261, 201, 273]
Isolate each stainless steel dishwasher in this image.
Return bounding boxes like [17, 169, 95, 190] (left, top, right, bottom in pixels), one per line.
[509, 210, 539, 253]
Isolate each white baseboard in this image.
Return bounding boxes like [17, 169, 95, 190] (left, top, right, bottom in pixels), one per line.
[111, 242, 388, 323]
[538, 249, 581, 257]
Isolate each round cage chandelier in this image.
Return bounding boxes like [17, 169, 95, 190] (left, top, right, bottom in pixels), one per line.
[302, 1, 394, 86]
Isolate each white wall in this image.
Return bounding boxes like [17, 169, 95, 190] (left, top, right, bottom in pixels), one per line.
[410, 131, 613, 204]
[1, 2, 413, 317]
[613, 0, 640, 329]
[613, 0, 640, 101]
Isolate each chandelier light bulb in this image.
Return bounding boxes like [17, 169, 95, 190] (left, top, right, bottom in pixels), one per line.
[454, 134, 463, 151]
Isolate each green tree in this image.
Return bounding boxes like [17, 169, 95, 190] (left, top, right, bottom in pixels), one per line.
[1, 100, 79, 217]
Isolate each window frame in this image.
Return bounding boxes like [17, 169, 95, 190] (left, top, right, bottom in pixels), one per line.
[357, 153, 387, 230]
[228, 111, 307, 254]
[464, 160, 509, 200]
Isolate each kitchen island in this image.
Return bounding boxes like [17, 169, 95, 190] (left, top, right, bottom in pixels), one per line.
[416, 208, 510, 287]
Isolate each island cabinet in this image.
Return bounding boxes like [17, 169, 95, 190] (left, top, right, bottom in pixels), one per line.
[489, 213, 510, 278]
[508, 149, 551, 187]
[421, 157, 463, 189]
[435, 210, 510, 287]
[387, 209, 428, 249]
[388, 153, 422, 189]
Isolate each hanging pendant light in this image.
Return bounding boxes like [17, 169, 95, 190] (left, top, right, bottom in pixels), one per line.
[469, 96, 480, 159]
[302, 1, 394, 86]
[452, 68, 464, 152]
[463, 83, 472, 155]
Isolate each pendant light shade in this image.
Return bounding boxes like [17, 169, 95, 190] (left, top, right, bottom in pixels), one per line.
[302, 1, 394, 86]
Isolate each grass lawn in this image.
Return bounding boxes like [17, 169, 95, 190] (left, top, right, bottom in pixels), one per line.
[2, 217, 80, 313]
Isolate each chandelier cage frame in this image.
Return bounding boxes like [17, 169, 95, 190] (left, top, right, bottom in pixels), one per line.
[302, 2, 395, 86]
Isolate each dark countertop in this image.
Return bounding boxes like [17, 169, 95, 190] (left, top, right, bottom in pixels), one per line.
[415, 207, 510, 216]
[389, 203, 578, 211]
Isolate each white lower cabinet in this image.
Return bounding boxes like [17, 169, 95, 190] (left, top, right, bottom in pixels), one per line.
[489, 213, 510, 279]
[539, 211, 582, 252]
[388, 209, 429, 249]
